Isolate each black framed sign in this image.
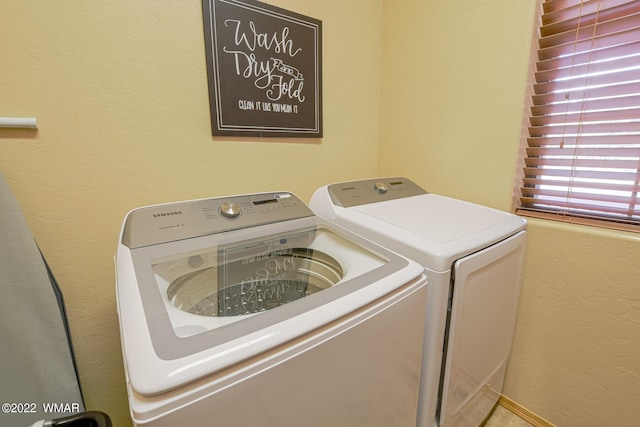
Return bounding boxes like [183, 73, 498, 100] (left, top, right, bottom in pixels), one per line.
[202, 0, 322, 138]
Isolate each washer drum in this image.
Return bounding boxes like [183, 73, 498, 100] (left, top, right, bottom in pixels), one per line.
[167, 248, 344, 317]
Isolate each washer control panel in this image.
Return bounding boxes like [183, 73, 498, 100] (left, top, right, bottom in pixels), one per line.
[122, 192, 314, 249]
[327, 177, 428, 208]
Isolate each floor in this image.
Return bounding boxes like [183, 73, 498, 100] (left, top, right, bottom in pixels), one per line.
[483, 404, 536, 427]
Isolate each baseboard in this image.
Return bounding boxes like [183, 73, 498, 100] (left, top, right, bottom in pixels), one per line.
[498, 395, 555, 427]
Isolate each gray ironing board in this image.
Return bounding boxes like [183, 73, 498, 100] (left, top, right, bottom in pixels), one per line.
[0, 173, 85, 426]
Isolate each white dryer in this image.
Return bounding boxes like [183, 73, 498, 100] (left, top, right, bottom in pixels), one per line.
[115, 191, 428, 426]
[310, 178, 527, 427]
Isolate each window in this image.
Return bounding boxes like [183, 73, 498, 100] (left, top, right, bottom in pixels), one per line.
[516, 0, 640, 232]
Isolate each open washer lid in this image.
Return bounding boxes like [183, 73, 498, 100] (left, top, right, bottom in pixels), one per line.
[310, 177, 526, 271]
[116, 192, 425, 395]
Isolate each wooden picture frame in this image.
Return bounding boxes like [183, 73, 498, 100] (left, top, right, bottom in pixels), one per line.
[202, 0, 323, 138]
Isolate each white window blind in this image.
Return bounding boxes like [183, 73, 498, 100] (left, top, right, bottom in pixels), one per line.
[517, 0, 640, 231]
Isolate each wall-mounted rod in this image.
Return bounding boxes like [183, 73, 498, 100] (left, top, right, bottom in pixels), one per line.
[0, 117, 38, 129]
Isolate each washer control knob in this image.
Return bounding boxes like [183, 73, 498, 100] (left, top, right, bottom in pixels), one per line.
[220, 202, 241, 219]
[374, 182, 389, 194]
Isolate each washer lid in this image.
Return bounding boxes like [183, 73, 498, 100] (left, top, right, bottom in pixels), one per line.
[117, 214, 425, 395]
[313, 177, 526, 270]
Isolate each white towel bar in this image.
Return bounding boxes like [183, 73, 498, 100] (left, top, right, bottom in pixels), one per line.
[0, 117, 38, 129]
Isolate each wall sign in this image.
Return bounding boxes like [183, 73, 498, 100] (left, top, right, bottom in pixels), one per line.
[202, 0, 323, 138]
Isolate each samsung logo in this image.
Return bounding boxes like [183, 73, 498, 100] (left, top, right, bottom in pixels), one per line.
[153, 210, 183, 218]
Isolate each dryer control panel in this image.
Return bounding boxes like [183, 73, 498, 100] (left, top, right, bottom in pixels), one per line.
[121, 192, 314, 249]
[327, 177, 428, 208]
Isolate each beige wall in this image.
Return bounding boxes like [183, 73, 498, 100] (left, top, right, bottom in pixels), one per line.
[2, 1, 640, 426]
[508, 219, 640, 425]
[380, 1, 640, 426]
[1, 1, 381, 426]
[379, 0, 534, 211]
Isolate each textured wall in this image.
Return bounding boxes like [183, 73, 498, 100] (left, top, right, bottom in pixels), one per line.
[379, 0, 535, 211]
[0, 1, 382, 425]
[507, 219, 640, 425]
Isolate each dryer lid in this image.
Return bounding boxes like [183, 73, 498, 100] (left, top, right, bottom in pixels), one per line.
[316, 177, 526, 269]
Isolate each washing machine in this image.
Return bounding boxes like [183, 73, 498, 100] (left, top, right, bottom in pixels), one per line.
[115, 191, 429, 426]
[310, 177, 527, 427]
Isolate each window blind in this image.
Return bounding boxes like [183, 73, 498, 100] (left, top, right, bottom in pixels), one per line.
[517, 0, 640, 231]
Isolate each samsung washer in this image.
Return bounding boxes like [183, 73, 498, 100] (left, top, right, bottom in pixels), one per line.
[115, 191, 428, 426]
[310, 178, 527, 427]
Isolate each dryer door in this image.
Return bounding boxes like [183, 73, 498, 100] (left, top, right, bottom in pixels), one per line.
[439, 231, 526, 427]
